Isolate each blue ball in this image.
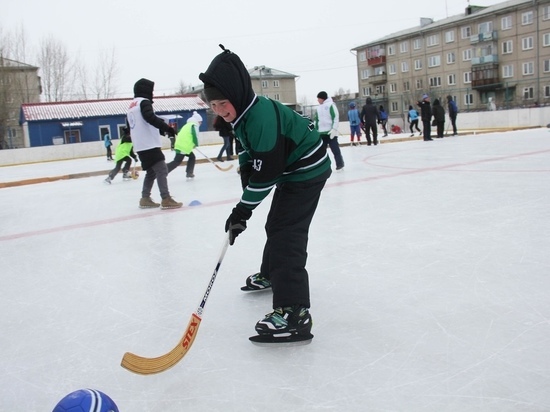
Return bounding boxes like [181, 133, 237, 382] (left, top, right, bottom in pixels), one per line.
[52, 388, 119, 412]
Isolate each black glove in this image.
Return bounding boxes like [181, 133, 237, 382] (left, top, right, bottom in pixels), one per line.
[225, 204, 252, 245]
[166, 127, 176, 138]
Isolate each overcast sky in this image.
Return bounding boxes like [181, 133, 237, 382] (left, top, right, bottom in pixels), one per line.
[2, 0, 505, 104]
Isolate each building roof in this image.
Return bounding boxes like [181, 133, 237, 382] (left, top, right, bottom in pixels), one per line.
[248, 66, 298, 79]
[20, 95, 208, 122]
[351, 0, 529, 49]
[0, 57, 39, 70]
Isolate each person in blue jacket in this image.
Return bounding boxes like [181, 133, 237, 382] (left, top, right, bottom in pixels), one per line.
[447, 95, 458, 136]
[347, 102, 362, 146]
[378, 105, 388, 137]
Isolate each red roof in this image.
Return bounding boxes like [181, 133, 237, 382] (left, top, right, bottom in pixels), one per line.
[21, 95, 208, 121]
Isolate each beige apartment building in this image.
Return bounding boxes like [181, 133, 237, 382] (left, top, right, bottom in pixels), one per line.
[248, 66, 299, 108]
[0, 57, 41, 149]
[352, 0, 550, 119]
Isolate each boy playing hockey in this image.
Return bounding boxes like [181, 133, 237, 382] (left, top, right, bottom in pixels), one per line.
[199, 45, 332, 343]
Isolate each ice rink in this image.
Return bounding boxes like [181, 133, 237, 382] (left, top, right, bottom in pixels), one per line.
[1, 129, 549, 411]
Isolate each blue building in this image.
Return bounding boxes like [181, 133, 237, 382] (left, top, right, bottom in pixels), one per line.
[19, 95, 209, 147]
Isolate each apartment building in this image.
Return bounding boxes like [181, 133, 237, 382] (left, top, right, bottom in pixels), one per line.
[0, 57, 41, 149]
[248, 66, 298, 108]
[352, 0, 550, 118]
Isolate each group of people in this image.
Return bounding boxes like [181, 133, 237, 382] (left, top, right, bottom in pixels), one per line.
[344, 94, 459, 144]
[416, 94, 459, 141]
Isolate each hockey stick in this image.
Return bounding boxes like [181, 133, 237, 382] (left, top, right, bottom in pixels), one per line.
[195, 148, 234, 172]
[121, 234, 230, 375]
[131, 162, 138, 180]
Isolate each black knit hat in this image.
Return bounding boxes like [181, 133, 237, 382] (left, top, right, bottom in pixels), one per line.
[317, 91, 328, 100]
[203, 83, 227, 102]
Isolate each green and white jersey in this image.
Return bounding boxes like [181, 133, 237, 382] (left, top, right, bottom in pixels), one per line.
[234, 96, 331, 210]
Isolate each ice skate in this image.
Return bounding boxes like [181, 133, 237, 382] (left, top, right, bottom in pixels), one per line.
[122, 172, 132, 180]
[241, 272, 272, 292]
[139, 197, 160, 209]
[103, 177, 112, 185]
[161, 196, 183, 210]
[249, 305, 314, 344]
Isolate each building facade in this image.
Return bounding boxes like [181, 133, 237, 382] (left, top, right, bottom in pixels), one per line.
[0, 57, 42, 149]
[352, 0, 550, 119]
[20, 95, 208, 148]
[248, 66, 298, 108]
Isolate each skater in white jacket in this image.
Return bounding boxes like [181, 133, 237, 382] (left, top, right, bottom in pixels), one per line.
[314, 91, 344, 170]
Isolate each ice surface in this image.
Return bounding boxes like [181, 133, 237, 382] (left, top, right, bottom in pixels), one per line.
[1, 130, 549, 411]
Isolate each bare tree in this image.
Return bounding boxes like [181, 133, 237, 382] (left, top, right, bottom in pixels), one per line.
[90, 48, 118, 99]
[37, 35, 72, 102]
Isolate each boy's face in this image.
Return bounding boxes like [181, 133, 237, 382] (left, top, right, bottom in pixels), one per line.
[210, 99, 237, 123]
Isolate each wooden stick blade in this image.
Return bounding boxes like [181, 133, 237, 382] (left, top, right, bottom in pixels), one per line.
[215, 164, 234, 172]
[121, 313, 202, 375]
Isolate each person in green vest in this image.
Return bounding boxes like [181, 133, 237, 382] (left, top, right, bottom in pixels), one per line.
[104, 128, 138, 184]
[167, 111, 202, 178]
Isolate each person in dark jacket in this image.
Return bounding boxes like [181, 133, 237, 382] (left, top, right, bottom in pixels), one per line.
[432, 98, 446, 138]
[127, 78, 182, 209]
[199, 45, 331, 343]
[214, 115, 234, 161]
[378, 105, 388, 137]
[417, 94, 433, 141]
[360, 97, 380, 145]
[447, 95, 458, 136]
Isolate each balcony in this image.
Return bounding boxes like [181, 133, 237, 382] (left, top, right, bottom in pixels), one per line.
[471, 62, 501, 90]
[367, 55, 386, 66]
[369, 73, 387, 84]
[470, 31, 498, 44]
[472, 54, 499, 65]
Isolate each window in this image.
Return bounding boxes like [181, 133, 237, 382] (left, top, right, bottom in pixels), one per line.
[478, 21, 493, 33]
[522, 37, 534, 50]
[464, 72, 472, 84]
[502, 64, 514, 78]
[388, 44, 395, 55]
[445, 30, 455, 43]
[374, 66, 385, 75]
[416, 79, 423, 89]
[273, 93, 280, 101]
[463, 49, 472, 61]
[523, 87, 534, 99]
[461, 26, 471, 39]
[448, 73, 456, 85]
[414, 59, 423, 70]
[502, 40, 513, 54]
[544, 5, 550, 20]
[359, 51, 367, 61]
[390, 83, 397, 93]
[465, 94, 474, 105]
[401, 61, 409, 72]
[273, 80, 279, 87]
[544, 33, 550, 47]
[501, 16, 512, 30]
[391, 101, 399, 112]
[447, 52, 456, 64]
[261, 80, 268, 89]
[361, 69, 370, 79]
[522, 11, 534, 25]
[523, 61, 534, 75]
[427, 34, 439, 47]
[429, 76, 442, 87]
[428, 55, 441, 67]
[400, 41, 409, 53]
[545, 85, 550, 98]
[413, 38, 422, 50]
[388, 63, 396, 74]
[375, 85, 386, 94]
[362, 86, 371, 96]
[544, 60, 550, 73]
[403, 81, 410, 91]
